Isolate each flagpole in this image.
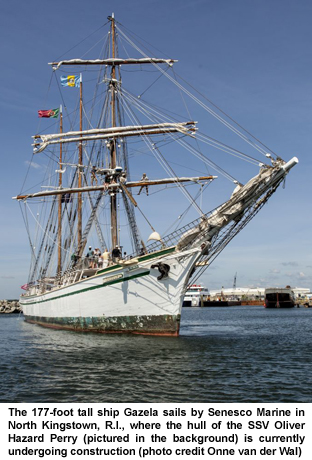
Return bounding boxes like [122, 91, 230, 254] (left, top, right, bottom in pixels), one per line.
[57, 105, 63, 275]
[78, 73, 83, 254]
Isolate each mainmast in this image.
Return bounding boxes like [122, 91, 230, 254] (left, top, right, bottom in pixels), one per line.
[109, 13, 118, 248]
[57, 106, 63, 274]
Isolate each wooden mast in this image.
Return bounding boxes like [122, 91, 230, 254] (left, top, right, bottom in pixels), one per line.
[110, 13, 118, 248]
[78, 74, 83, 252]
[57, 106, 63, 275]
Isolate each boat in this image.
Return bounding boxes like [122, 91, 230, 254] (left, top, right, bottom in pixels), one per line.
[14, 14, 298, 336]
[264, 287, 296, 308]
[183, 284, 210, 307]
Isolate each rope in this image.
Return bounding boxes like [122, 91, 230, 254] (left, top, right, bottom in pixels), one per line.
[116, 25, 276, 159]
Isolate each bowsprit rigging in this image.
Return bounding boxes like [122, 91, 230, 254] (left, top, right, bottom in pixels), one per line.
[13, 13, 298, 336]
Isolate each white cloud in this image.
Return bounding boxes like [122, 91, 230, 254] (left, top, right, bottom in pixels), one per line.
[24, 160, 41, 169]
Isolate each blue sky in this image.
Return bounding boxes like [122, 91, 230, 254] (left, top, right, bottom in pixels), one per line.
[0, 0, 311, 298]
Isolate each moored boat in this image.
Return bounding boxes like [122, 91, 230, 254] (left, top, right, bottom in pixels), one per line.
[264, 287, 296, 308]
[183, 284, 210, 307]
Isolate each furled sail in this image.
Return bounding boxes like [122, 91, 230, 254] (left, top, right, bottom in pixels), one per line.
[49, 58, 177, 71]
[32, 122, 197, 153]
[177, 157, 298, 250]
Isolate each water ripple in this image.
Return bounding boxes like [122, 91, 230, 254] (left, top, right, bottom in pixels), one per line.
[0, 307, 311, 402]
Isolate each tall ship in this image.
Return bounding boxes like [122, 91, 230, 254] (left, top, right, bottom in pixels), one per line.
[14, 14, 298, 336]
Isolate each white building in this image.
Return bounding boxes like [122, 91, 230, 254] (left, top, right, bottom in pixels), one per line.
[209, 287, 310, 300]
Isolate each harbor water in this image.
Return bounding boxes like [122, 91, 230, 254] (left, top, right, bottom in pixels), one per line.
[0, 306, 311, 403]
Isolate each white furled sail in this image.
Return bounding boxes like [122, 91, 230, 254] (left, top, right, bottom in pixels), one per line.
[49, 58, 177, 70]
[32, 122, 197, 153]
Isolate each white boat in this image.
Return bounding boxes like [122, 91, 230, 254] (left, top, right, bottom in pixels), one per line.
[14, 14, 298, 336]
[183, 285, 210, 307]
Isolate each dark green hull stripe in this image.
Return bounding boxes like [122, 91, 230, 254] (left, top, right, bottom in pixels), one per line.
[96, 247, 176, 275]
[21, 271, 150, 306]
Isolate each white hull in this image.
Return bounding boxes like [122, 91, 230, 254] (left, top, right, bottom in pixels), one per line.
[20, 248, 199, 336]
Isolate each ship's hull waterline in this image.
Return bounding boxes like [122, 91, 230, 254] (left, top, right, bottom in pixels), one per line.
[20, 248, 199, 336]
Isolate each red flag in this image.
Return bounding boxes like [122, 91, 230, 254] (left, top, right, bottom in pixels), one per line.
[38, 108, 59, 118]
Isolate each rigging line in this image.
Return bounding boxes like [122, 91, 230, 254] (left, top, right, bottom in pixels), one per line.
[121, 90, 238, 182]
[158, 68, 272, 158]
[152, 145, 205, 216]
[163, 182, 212, 235]
[54, 22, 109, 61]
[80, 35, 109, 60]
[82, 104, 94, 129]
[138, 65, 171, 98]
[133, 203, 156, 232]
[20, 75, 56, 194]
[19, 156, 35, 195]
[196, 134, 261, 166]
[119, 32, 132, 59]
[116, 28, 272, 158]
[115, 22, 172, 60]
[120, 96, 214, 205]
[54, 71, 67, 115]
[36, 72, 54, 134]
[25, 202, 71, 256]
[127, 90, 204, 213]
[172, 70, 278, 158]
[172, 67, 210, 175]
[176, 137, 237, 182]
[84, 34, 110, 126]
[20, 156, 59, 196]
[123, 86, 191, 122]
[147, 182, 202, 196]
[19, 202, 36, 261]
[120, 98, 204, 213]
[196, 132, 262, 165]
[119, 90, 207, 216]
[122, 88, 177, 124]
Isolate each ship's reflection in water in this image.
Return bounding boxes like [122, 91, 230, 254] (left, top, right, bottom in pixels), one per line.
[0, 306, 311, 402]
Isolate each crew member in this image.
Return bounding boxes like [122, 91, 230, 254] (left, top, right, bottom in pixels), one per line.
[112, 246, 121, 263]
[138, 173, 149, 196]
[91, 165, 98, 185]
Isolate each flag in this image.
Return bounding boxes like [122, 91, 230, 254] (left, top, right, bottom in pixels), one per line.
[38, 108, 60, 118]
[21, 284, 29, 290]
[61, 75, 80, 88]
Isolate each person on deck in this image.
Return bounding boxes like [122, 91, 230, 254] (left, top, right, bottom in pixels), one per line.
[94, 248, 101, 268]
[71, 252, 78, 267]
[138, 173, 149, 196]
[112, 246, 121, 263]
[86, 246, 94, 268]
[102, 248, 110, 268]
